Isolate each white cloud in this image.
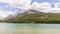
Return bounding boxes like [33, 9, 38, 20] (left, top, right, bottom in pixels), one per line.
[31, 2, 40, 10]
[49, 8, 60, 13]
[0, 10, 14, 19]
[0, 0, 18, 5]
[55, 3, 60, 8]
[31, 2, 51, 9]
[31, 2, 60, 13]
[3, 0, 32, 10]
[15, 0, 32, 10]
[16, 0, 32, 5]
[39, 2, 51, 9]
[0, 0, 32, 7]
[31, 2, 51, 13]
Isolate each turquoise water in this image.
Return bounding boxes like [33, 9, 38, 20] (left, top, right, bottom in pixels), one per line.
[1, 23, 60, 29]
[0, 23, 60, 34]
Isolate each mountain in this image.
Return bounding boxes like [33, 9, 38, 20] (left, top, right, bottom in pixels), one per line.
[4, 8, 60, 20]
[4, 12, 60, 23]
[3, 9, 60, 23]
[5, 9, 43, 19]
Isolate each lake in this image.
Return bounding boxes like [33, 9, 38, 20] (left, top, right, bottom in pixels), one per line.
[0, 23, 60, 34]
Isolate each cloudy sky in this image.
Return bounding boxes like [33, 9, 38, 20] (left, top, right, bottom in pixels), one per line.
[32, 0, 60, 7]
[0, 0, 60, 19]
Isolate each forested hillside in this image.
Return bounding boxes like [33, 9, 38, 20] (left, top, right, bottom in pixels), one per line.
[4, 13, 60, 24]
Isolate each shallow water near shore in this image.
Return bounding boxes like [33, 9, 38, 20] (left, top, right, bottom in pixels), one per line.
[0, 23, 60, 34]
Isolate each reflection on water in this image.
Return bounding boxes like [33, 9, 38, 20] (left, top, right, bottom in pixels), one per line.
[0, 23, 60, 34]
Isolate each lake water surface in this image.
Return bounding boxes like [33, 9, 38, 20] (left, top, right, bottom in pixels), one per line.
[0, 23, 60, 34]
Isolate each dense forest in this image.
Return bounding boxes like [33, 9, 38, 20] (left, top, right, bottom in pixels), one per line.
[3, 13, 60, 24]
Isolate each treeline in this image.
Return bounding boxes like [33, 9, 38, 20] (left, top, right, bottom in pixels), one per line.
[4, 13, 60, 24]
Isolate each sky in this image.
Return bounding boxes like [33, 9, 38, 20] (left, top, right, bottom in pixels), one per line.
[0, 0, 60, 10]
[0, 2, 20, 12]
[31, 0, 60, 8]
[0, 0, 60, 19]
